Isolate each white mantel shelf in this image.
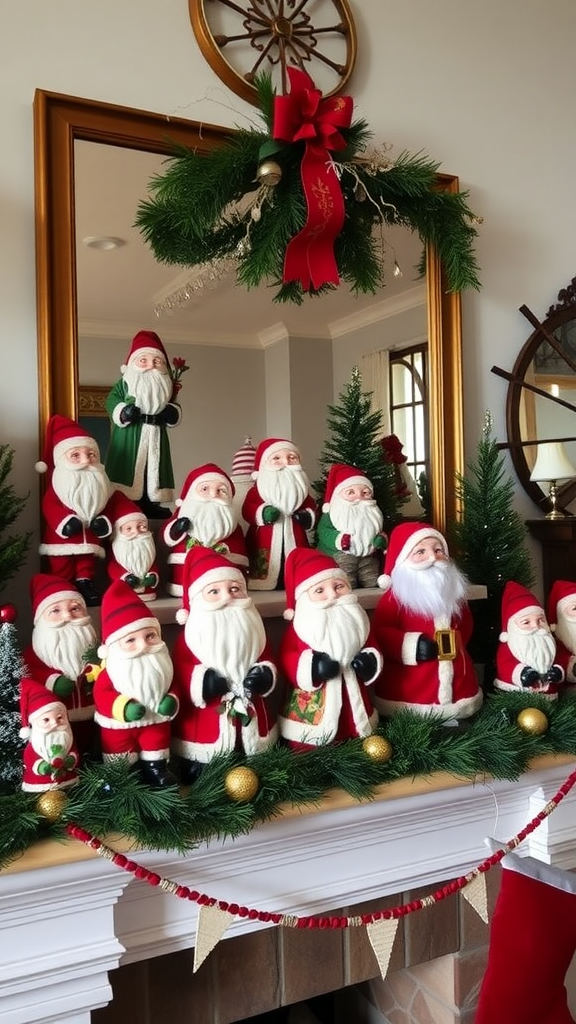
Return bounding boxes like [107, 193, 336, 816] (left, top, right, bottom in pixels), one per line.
[2, 754, 576, 1024]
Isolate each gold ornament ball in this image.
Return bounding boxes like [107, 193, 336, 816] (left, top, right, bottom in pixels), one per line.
[36, 789, 68, 822]
[362, 735, 393, 763]
[224, 766, 260, 803]
[256, 160, 282, 187]
[517, 707, 549, 736]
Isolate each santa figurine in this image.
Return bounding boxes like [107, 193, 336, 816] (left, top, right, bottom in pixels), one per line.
[36, 414, 115, 606]
[162, 463, 248, 598]
[547, 579, 576, 685]
[171, 546, 278, 783]
[106, 490, 159, 602]
[278, 547, 382, 750]
[242, 438, 317, 590]
[372, 522, 483, 721]
[316, 463, 387, 588]
[104, 330, 181, 520]
[24, 573, 100, 758]
[93, 581, 179, 787]
[494, 580, 564, 698]
[379, 434, 425, 519]
[19, 677, 80, 792]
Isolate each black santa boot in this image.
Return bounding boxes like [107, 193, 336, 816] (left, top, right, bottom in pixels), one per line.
[139, 758, 178, 788]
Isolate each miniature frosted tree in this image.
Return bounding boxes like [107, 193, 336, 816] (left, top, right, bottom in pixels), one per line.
[0, 444, 31, 594]
[0, 605, 25, 794]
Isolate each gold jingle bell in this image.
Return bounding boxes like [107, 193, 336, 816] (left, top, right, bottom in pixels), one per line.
[517, 707, 549, 736]
[256, 160, 282, 187]
[36, 788, 68, 822]
[362, 734, 393, 763]
[224, 766, 260, 803]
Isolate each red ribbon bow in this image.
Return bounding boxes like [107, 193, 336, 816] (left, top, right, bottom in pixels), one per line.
[272, 68, 353, 291]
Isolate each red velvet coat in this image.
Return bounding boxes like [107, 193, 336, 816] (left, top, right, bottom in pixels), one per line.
[39, 485, 113, 560]
[494, 639, 564, 698]
[23, 646, 96, 726]
[21, 738, 79, 792]
[241, 485, 317, 589]
[106, 553, 160, 602]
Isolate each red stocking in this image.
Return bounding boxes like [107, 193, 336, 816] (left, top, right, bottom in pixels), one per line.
[475, 858, 576, 1024]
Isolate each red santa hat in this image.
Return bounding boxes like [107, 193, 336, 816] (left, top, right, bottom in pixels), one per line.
[35, 414, 99, 475]
[499, 580, 544, 642]
[98, 580, 160, 657]
[283, 547, 346, 621]
[547, 579, 576, 630]
[377, 521, 448, 590]
[252, 438, 299, 480]
[122, 330, 169, 373]
[176, 545, 246, 625]
[19, 676, 66, 740]
[322, 463, 372, 513]
[175, 463, 235, 508]
[231, 437, 257, 479]
[106, 490, 148, 532]
[30, 573, 85, 624]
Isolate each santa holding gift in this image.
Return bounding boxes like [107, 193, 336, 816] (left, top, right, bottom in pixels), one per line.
[316, 462, 387, 588]
[36, 414, 115, 606]
[19, 677, 80, 792]
[24, 573, 100, 758]
[93, 581, 179, 787]
[106, 490, 160, 602]
[372, 521, 483, 721]
[494, 580, 564, 698]
[162, 463, 248, 598]
[242, 437, 317, 590]
[277, 547, 382, 750]
[547, 579, 576, 684]
[171, 546, 278, 783]
[104, 329, 182, 519]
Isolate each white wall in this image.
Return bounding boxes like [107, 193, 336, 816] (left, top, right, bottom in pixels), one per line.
[2, 0, 576, 629]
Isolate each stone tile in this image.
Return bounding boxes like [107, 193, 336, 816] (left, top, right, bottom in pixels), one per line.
[92, 961, 150, 1024]
[453, 947, 489, 1012]
[213, 925, 281, 1023]
[458, 865, 501, 950]
[344, 894, 405, 984]
[404, 882, 459, 966]
[411, 986, 457, 1024]
[148, 948, 214, 1024]
[281, 919, 344, 1005]
[405, 953, 455, 1005]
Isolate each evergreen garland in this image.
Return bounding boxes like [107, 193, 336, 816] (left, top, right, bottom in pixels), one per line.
[0, 444, 31, 593]
[135, 76, 480, 305]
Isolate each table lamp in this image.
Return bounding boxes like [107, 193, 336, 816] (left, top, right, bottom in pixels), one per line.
[529, 441, 576, 519]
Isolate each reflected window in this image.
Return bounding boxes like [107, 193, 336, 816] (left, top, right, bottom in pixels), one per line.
[389, 343, 429, 486]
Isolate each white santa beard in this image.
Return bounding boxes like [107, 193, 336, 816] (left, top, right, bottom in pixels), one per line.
[30, 725, 73, 761]
[180, 496, 237, 546]
[184, 598, 266, 687]
[106, 642, 174, 709]
[52, 461, 111, 523]
[111, 531, 156, 577]
[330, 496, 383, 555]
[293, 592, 370, 666]
[122, 364, 173, 415]
[391, 559, 468, 624]
[256, 466, 310, 515]
[32, 618, 97, 680]
[555, 616, 576, 655]
[507, 623, 557, 675]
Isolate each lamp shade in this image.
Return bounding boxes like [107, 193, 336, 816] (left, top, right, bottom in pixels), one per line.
[530, 442, 576, 483]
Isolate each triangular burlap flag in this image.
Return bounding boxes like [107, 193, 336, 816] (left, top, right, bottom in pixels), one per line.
[193, 904, 234, 972]
[462, 872, 489, 923]
[366, 918, 399, 979]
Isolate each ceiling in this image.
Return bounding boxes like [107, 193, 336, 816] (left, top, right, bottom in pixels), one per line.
[74, 140, 426, 350]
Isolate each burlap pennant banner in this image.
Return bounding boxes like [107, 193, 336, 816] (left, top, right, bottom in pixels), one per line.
[366, 917, 399, 979]
[193, 904, 234, 973]
[462, 872, 489, 923]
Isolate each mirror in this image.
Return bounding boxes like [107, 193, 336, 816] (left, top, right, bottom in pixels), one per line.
[505, 278, 576, 516]
[34, 89, 464, 534]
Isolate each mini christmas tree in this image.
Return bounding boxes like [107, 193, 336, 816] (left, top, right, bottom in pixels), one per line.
[0, 444, 31, 594]
[0, 604, 25, 794]
[315, 366, 402, 527]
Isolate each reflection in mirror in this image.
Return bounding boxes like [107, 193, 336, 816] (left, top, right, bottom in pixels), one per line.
[34, 90, 464, 533]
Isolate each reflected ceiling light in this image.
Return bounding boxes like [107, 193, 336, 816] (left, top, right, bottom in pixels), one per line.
[82, 235, 126, 250]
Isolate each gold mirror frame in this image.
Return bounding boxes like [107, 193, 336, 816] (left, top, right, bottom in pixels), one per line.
[33, 89, 464, 534]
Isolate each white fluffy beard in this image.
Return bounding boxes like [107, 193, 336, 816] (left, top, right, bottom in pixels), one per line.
[52, 461, 111, 523]
[111, 531, 156, 577]
[179, 496, 237, 546]
[106, 642, 174, 710]
[554, 615, 576, 655]
[30, 724, 73, 761]
[507, 622, 557, 675]
[293, 591, 370, 667]
[184, 597, 266, 687]
[32, 617, 97, 680]
[256, 466, 310, 515]
[122, 364, 173, 415]
[330, 496, 383, 556]
[391, 559, 468, 624]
